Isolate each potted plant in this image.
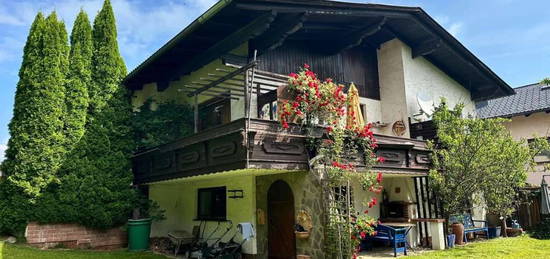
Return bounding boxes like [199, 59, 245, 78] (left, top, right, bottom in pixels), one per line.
[295, 210, 313, 239]
[128, 198, 166, 251]
[449, 217, 464, 245]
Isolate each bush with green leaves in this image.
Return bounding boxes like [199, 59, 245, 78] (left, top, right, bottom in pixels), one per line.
[429, 100, 541, 234]
[133, 99, 194, 149]
[529, 218, 550, 239]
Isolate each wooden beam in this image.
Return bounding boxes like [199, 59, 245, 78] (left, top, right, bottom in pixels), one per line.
[251, 13, 307, 53]
[174, 11, 276, 78]
[412, 38, 442, 58]
[322, 17, 386, 54]
[235, 2, 406, 18]
[187, 61, 257, 97]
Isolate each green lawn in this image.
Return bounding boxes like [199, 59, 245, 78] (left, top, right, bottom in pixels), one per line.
[408, 235, 550, 258]
[0, 241, 168, 259]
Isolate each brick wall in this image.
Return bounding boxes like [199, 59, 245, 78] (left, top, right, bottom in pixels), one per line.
[25, 222, 127, 249]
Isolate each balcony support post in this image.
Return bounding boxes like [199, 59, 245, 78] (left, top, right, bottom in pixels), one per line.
[194, 94, 199, 133]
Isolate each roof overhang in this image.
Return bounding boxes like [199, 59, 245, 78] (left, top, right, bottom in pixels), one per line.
[123, 0, 514, 101]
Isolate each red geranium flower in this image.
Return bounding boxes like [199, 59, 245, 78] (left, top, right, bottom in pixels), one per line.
[376, 172, 383, 184]
[377, 157, 385, 163]
[360, 232, 367, 239]
[304, 63, 310, 69]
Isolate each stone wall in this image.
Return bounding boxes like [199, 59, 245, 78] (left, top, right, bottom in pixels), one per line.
[25, 222, 127, 249]
[255, 171, 325, 259]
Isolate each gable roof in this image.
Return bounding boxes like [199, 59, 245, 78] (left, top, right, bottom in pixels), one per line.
[476, 83, 550, 118]
[123, 0, 514, 101]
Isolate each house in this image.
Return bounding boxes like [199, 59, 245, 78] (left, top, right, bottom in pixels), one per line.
[125, 0, 513, 257]
[476, 82, 550, 228]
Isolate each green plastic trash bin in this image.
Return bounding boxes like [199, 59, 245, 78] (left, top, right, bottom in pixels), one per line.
[128, 218, 152, 251]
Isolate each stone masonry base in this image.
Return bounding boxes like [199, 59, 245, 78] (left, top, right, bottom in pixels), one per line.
[25, 222, 127, 249]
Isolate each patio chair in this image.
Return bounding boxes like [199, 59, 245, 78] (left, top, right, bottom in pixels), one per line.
[368, 224, 410, 257]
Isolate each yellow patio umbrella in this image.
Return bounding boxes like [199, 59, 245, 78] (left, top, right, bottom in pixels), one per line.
[346, 83, 365, 130]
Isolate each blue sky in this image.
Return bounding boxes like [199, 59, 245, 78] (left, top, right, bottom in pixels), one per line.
[1, 0, 550, 160]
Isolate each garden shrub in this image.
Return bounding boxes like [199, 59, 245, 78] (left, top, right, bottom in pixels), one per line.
[133, 99, 194, 149]
[529, 218, 550, 239]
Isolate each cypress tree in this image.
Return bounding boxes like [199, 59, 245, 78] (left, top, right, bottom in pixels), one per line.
[64, 10, 91, 146]
[1, 12, 68, 198]
[0, 14, 44, 234]
[73, 0, 136, 228]
[0, 12, 69, 234]
[33, 10, 94, 225]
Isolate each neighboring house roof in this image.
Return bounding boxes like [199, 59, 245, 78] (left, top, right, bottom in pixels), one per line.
[476, 83, 550, 118]
[123, 0, 514, 101]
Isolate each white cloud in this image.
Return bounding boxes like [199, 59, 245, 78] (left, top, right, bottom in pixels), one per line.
[434, 15, 464, 38]
[447, 22, 463, 37]
[0, 14, 25, 26]
[0, 0, 217, 69]
[0, 36, 25, 63]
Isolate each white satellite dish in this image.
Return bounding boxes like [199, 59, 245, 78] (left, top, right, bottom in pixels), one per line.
[417, 92, 435, 117]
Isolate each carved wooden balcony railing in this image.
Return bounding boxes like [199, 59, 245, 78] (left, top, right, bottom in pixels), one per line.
[132, 118, 431, 184]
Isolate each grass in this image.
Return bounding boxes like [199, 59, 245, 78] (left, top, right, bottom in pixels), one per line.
[0, 241, 168, 259]
[408, 235, 550, 258]
[2, 235, 549, 258]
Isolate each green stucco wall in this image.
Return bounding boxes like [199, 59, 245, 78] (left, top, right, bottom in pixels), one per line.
[148, 170, 258, 254]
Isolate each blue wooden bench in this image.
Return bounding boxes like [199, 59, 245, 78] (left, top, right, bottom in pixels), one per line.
[449, 214, 488, 243]
[366, 224, 410, 257]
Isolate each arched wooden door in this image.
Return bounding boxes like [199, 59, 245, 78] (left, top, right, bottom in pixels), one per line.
[268, 180, 296, 259]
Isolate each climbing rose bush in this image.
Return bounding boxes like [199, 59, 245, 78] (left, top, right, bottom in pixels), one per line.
[280, 64, 385, 258]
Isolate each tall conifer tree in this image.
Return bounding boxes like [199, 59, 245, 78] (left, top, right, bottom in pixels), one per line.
[64, 10, 91, 146]
[0, 12, 69, 234]
[72, 0, 135, 228]
[32, 10, 94, 225]
[1, 12, 68, 198]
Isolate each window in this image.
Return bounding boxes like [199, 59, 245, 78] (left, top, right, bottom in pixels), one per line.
[528, 137, 550, 157]
[197, 187, 227, 220]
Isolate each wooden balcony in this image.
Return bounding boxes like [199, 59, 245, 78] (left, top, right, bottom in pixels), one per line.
[132, 118, 431, 184]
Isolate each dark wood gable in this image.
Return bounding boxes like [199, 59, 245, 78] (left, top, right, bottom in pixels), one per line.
[257, 41, 380, 99]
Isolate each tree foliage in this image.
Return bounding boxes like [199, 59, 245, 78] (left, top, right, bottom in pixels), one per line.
[69, 0, 136, 228]
[0, 12, 70, 235]
[429, 100, 536, 222]
[132, 99, 194, 149]
[1, 12, 68, 198]
[64, 10, 92, 147]
[2, 1, 138, 234]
